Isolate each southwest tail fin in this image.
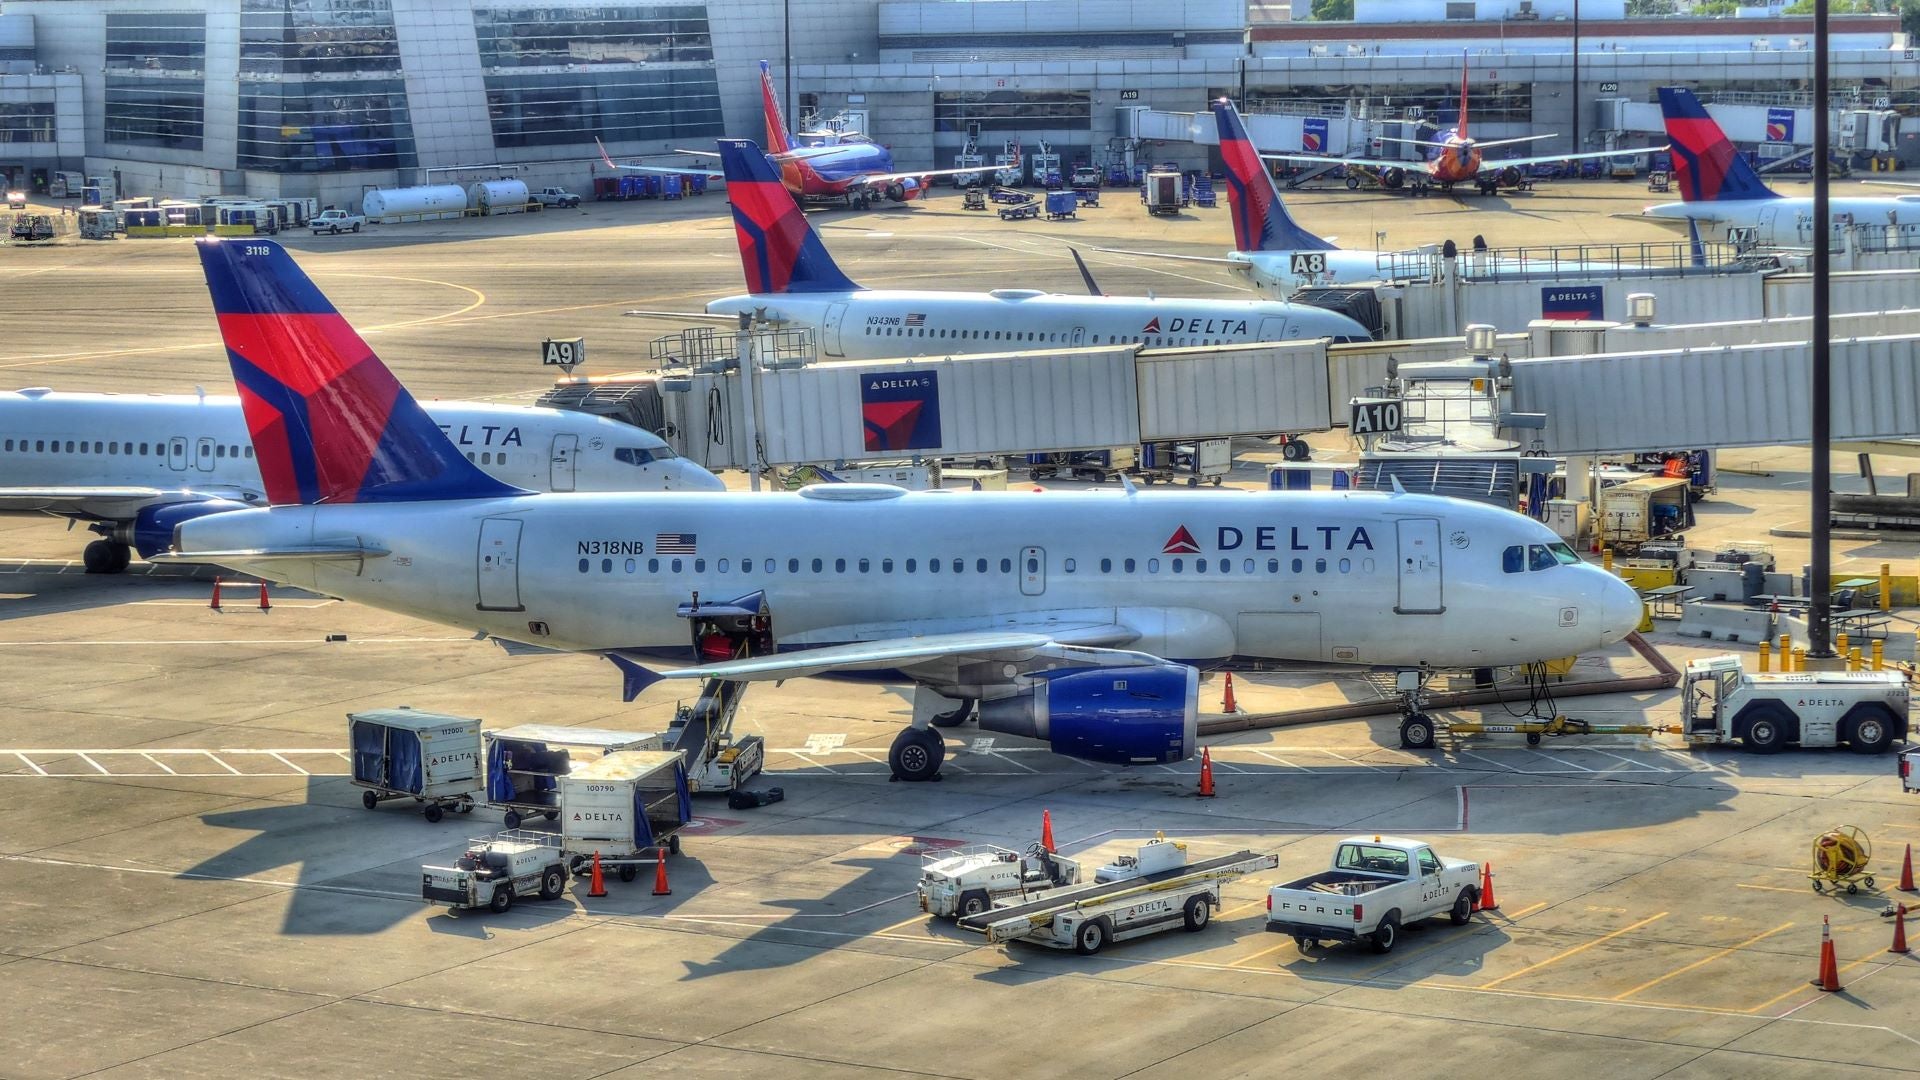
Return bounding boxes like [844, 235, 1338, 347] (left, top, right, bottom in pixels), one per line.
[1658, 86, 1778, 202]
[1211, 99, 1336, 254]
[759, 60, 793, 154]
[196, 238, 528, 505]
[1457, 51, 1470, 141]
[716, 139, 861, 294]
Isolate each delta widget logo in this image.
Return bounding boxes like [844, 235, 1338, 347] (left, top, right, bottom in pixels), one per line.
[860, 371, 942, 452]
[1162, 526, 1201, 554]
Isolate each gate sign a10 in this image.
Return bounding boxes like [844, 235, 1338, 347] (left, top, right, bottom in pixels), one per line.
[1349, 397, 1402, 436]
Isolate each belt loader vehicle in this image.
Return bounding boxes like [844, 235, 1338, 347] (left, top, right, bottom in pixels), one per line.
[957, 836, 1277, 955]
[421, 832, 570, 914]
[1265, 836, 1481, 954]
[1683, 655, 1907, 754]
[918, 842, 1083, 918]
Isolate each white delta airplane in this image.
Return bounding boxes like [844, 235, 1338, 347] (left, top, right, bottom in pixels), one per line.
[1644, 86, 1920, 246]
[673, 138, 1369, 356]
[162, 236, 1641, 779]
[0, 389, 722, 573]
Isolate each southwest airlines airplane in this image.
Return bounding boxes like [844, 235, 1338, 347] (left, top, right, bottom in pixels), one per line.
[162, 236, 1640, 779]
[1642, 86, 1920, 247]
[697, 137, 1370, 358]
[0, 390, 722, 573]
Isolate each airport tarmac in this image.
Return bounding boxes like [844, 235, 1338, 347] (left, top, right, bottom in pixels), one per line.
[4, 182, 1920, 1078]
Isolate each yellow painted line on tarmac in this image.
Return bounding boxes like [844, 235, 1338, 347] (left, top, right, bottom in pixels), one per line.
[1482, 901, 1549, 922]
[1217, 900, 1267, 920]
[1480, 912, 1669, 989]
[1610, 921, 1796, 1001]
[1745, 953, 1891, 1015]
[1737, 883, 1810, 895]
[874, 912, 933, 936]
[1228, 938, 1297, 969]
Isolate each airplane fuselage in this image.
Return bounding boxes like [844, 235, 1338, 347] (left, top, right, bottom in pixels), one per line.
[177, 487, 1638, 678]
[1644, 195, 1920, 247]
[704, 289, 1367, 359]
[781, 143, 922, 200]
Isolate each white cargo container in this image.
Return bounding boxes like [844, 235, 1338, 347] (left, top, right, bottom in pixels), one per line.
[361, 184, 467, 222]
[484, 724, 665, 830]
[348, 707, 483, 822]
[468, 178, 530, 215]
[557, 750, 693, 880]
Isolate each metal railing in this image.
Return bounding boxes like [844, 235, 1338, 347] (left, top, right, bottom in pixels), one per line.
[1372, 239, 1748, 283]
[647, 325, 818, 371]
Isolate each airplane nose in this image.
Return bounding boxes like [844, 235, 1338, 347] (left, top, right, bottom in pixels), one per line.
[1596, 570, 1643, 645]
[676, 462, 728, 492]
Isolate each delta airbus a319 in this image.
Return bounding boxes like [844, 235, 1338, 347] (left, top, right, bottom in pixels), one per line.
[161, 236, 1640, 782]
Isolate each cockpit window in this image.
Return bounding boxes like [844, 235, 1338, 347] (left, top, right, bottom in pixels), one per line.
[1502, 545, 1524, 574]
[1549, 541, 1580, 565]
[1528, 544, 1556, 572]
[614, 446, 673, 466]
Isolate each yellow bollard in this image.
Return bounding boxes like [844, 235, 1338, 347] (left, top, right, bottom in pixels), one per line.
[1793, 646, 1807, 672]
[1850, 648, 1864, 672]
[1838, 631, 1851, 657]
[1882, 562, 1893, 612]
[1873, 639, 1885, 671]
[1603, 548, 1614, 574]
[1758, 640, 1772, 673]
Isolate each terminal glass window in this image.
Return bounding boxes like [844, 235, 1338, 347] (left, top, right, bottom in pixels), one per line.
[0, 103, 54, 144]
[240, 0, 402, 77]
[934, 90, 1092, 132]
[105, 79, 205, 150]
[474, 6, 715, 67]
[106, 13, 207, 69]
[238, 79, 416, 172]
[485, 68, 723, 148]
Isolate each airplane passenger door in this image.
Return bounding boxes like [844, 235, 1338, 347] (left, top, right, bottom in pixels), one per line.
[1070, 326, 1085, 347]
[476, 517, 524, 612]
[824, 301, 849, 357]
[1394, 518, 1444, 614]
[1756, 205, 1779, 245]
[194, 436, 216, 472]
[166, 436, 188, 472]
[1019, 546, 1045, 596]
[1257, 316, 1290, 343]
[549, 434, 578, 493]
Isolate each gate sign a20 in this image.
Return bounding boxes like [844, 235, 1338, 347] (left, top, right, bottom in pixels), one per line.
[1349, 398, 1402, 435]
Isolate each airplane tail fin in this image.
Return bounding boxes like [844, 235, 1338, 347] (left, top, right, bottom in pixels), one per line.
[1658, 86, 1778, 202]
[716, 138, 861, 294]
[759, 60, 793, 154]
[195, 238, 527, 506]
[1457, 51, 1470, 141]
[1211, 99, 1335, 254]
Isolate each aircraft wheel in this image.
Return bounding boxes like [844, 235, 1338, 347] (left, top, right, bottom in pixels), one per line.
[930, 698, 975, 727]
[1281, 438, 1311, 462]
[888, 727, 945, 782]
[83, 539, 128, 574]
[1399, 714, 1437, 750]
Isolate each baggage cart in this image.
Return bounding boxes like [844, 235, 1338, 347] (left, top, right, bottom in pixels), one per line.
[484, 724, 665, 829]
[558, 750, 694, 881]
[1044, 191, 1078, 220]
[349, 707, 483, 822]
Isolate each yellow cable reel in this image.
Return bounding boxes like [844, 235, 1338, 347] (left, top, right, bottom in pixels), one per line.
[1810, 825, 1874, 894]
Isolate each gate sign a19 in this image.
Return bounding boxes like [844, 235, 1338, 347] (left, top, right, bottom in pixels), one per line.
[1541, 285, 1604, 322]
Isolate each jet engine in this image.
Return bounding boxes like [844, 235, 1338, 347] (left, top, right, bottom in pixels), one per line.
[977, 664, 1197, 766]
[1497, 166, 1522, 188]
[114, 499, 252, 558]
[1380, 167, 1405, 190]
[883, 177, 920, 202]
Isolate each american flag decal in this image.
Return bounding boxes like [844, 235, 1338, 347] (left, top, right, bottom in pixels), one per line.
[904, 312, 926, 326]
[654, 532, 697, 554]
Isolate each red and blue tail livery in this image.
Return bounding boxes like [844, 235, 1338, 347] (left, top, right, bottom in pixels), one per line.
[1211, 99, 1334, 255]
[195, 238, 526, 506]
[717, 139, 861, 295]
[1658, 86, 1778, 204]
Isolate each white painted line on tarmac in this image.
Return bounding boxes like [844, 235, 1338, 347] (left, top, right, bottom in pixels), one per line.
[0, 637, 474, 646]
[141, 753, 177, 775]
[1457, 750, 1524, 774]
[269, 752, 308, 775]
[0, 850, 422, 903]
[15, 752, 45, 775]
[1584, 747, 1663, 772]
[75, 754, 107, 775]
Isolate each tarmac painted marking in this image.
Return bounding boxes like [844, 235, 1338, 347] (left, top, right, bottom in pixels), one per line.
[75, 753, 107, 775]
[1250, 750, 1308, 771]
[141, 753, 177, 775]
[1736, 883, 1811, 896]
[1610, 921, 1796, 1001]
[1458, 751, 1524, 774]
[1745, 952, 1895, 1014]
[268, 752, 307, 775]
[12, 753, 45, 776]
[1479, 912, 1669, 989]
[0, 637, 472, 647]
[1227, 939, 1297, 968]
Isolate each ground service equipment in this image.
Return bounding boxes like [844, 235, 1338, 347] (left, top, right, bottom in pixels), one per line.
[1682, 655, 1908, 754]
[1266, 836, 1481, 954]
[557, 750, 692, 881]
[421, 832, 570, 913]
[349, 707, 484, 822]
[309, 209, 364, 234]
[1901, 746, 1920, 793]
[1809, 825, 1875, 894]
[1143, 171, 1183, 216]
[484, 724, 666, 829]
[1599, 475, 1693, 553]
[919, 842, 1083, 918]
[958, 836, 1276, 955]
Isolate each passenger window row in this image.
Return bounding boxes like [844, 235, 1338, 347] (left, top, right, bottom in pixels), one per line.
[575, 554, 1377, 577]
[2, 437, 251, 459]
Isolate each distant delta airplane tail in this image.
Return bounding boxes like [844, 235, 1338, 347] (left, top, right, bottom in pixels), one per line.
[196, 238, 526, 506]
[759, 59, 793, 155]
[1658, 86, 1779, 203]
[716, 138, 862, 295]
[1210, 99, 1335, 254]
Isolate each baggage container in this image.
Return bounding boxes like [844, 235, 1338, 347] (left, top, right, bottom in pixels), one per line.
[349, 707, 483, 822]
[558, 751, 693, 880]
[484, 723, 665, 830]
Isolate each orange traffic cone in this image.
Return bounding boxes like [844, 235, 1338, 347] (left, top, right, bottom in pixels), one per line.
[1893, 905, 1910, 956]
[209, 576, 222, 611]
[257, 580, 271, 611]
[1041, 809, 1056, 854]
[1222, 673, 1238, 714]
[1198, 747, 1216, 797]
[588, 851, 607, 898]
[1477, 862, 1499, 912]
[652, 847, 672, 896]
[1814, 915, 1842, 991]
[1902, 843, 1915, 893]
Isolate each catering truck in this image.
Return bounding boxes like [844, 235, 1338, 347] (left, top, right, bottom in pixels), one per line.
[1265, 836, 1481, 953]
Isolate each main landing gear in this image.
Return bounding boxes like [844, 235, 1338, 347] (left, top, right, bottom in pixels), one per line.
[83, 539, 131, 574]
[888, 726, 946, 783]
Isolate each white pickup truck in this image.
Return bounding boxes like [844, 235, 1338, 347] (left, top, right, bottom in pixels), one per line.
[310, 208, 364, 234]
[1265, 836, 1481, 953]
[532, 186, 582, 208]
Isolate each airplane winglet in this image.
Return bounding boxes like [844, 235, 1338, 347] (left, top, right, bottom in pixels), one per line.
[1390, 475, 1407, 495]
[607, 653, 665, 703]
[1069, 247, 1104, 296]
[1119, 472, 1139, 496]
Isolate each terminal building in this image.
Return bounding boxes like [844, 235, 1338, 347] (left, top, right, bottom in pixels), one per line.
[0, 0, 1912, 204]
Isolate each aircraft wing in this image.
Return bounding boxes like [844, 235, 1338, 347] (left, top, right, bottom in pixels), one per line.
[1860, 180, 1920, 190]
[1479, 145, 1668, 176]
[845, 164, 1007, 188]
[1094, 246, 1237, 265]
[594, 138, 724, 179]
[0, 486, 259, 518]
[1260, 152, 1421, 173]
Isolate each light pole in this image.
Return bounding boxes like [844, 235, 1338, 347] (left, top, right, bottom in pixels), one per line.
[1809, 0, 1835, 659]
[1570, 0, 1580, 157]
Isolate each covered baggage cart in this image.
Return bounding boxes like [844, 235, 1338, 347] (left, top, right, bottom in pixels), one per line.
[349, 707, 483, 822]
[484, 724, 664, 829]
[559, 751, 693, 881]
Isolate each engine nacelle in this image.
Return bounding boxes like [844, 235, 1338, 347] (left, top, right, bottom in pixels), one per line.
[116, 499, 252, 558]
[1380, 167, 1405, 190]
[978, 664, 1197, 766]
[884, 177, 920, 202]
[1497, 166, 1522, 188]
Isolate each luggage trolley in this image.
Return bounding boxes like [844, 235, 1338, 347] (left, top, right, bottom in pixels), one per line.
[348, 707, 483, 822]
[558, 750, 694, 882]
[483, 724, 665, 830]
